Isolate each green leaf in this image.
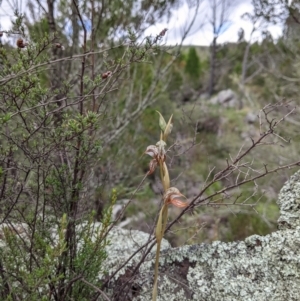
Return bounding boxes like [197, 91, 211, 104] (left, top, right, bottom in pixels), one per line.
[1, 113, 11, 124]
[156, 111, 167, 131]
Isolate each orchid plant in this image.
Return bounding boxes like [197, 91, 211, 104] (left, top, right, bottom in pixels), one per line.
[144, 111, 188, 301]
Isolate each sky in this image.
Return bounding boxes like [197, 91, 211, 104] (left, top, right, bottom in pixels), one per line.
[0, 0, 283, 46]
[145, 0, 283, 46]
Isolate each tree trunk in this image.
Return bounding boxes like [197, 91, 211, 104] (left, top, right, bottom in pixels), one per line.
[209, 36, 217, 96]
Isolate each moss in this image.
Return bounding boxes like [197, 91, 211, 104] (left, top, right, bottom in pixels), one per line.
[226, 213, 272, 241]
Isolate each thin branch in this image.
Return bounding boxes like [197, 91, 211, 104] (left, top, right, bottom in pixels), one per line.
[0, 47, 124, 86]
[81, 278, 111, 301]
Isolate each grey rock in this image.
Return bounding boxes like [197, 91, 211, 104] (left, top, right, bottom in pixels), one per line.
[277, 170, 300, 230]
[102, 226, 170, 279]
[104, 169, 300, 300]
[245, 112, 257, 124]
[210, 89, 238, 108]
[198, 92, 210, 101]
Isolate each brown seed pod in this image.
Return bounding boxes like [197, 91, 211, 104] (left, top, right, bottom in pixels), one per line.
[17, 38, 27, 48]
[101, 71, 112, 79]
[159, 28, 168, 37]
[55, 43, 65, 50]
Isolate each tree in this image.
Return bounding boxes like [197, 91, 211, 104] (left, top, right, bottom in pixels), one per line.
[207, 0, 240, 95]
[185, 46, 201, 79]
[231, 0, 269, 107]
[247, 0, 300, 101]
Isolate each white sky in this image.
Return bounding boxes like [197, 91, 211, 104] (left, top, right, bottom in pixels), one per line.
[145, 0, 283, 45]
[0, 0, 283, 46]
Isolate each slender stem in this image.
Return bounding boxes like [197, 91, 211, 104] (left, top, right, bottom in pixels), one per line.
[152, 240, 161, 301]
[91, 0, 96, 111]
[152, 155, 169, 300]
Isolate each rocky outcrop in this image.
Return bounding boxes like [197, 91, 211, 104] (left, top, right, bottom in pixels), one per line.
[210, 89, 238, 108]
[105, 170, 300, 300]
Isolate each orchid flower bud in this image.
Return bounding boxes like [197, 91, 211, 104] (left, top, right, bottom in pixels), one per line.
[156, 111, 167, 131]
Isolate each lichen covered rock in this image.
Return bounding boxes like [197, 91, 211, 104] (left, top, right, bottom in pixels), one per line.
[277, 170, 300, 230]
[105, 170, 300, 300]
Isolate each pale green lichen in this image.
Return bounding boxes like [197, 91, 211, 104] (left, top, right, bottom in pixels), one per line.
[103, 226, 170, 279]
[103, 170, 300, 300]
[277, 170, 300, 230]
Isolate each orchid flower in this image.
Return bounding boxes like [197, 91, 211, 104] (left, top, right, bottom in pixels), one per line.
[145, 111, 187, 301]
[163, 187, 188, 208]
